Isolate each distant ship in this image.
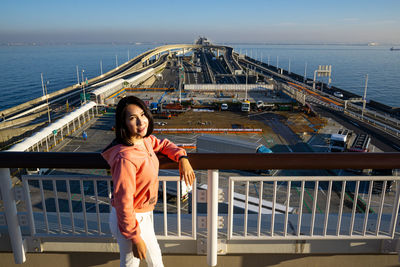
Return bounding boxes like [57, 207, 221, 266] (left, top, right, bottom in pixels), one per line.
[390, 47, 400, 51]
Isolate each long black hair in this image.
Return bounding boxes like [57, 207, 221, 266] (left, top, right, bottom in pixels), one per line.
[114, 96, 154, 146]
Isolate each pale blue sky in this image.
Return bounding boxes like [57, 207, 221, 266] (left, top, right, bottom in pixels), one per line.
[1, 0, 399, 44]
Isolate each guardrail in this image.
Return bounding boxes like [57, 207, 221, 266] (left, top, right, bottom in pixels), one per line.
[1, 152, 400, 266]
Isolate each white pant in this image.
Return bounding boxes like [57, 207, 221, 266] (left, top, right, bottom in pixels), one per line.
[110, 208, 164, 267]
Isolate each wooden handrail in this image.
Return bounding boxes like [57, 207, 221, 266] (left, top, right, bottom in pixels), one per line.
[0, 152, 400, 170]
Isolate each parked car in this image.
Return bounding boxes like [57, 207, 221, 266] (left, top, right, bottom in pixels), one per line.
[334, 91, 344, 98]
[221, 103, 228, 111]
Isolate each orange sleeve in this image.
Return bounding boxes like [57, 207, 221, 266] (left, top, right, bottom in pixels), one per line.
[149, 135, 187, 162]
[112, 156, 142, 243]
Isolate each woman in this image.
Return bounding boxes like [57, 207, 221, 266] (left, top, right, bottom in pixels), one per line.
[102, 96, 195, 267]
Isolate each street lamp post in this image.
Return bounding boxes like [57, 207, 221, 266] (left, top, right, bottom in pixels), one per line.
[245, 68, 248, 101]
[81, 70, 86, 105]
[361, 74, 369, 120]
[276, 56, 279, 72]
[304, 62, 307, 83]
[41, 73, 51, 123]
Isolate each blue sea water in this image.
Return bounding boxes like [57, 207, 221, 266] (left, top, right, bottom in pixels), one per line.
[0, 44, 399, 111]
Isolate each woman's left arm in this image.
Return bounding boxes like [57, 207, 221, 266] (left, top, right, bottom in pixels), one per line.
[179, 156, 195, 187]
[150, 135, 187, 162]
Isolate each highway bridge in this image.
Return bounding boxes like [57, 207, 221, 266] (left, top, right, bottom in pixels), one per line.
[1, 38, 399, 150]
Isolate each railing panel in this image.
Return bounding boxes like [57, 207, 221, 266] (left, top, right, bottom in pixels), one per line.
[228, 176, 400, 240]
[20, 175, 196, 240]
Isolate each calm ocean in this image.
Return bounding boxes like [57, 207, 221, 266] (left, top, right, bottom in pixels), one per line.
[0, 44, 399, 111]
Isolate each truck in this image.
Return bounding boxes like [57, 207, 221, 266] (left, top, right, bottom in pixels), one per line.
[241, 100, 250, 112]
[256, 100, 275, 111]
[328, 129, 351, 152]
[348, 133, 371, 152]
[149, 102, 158, 113]
[196, 135, 273, 174]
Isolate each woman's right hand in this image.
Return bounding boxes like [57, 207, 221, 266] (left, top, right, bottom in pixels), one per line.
[132, 237, 147, 260]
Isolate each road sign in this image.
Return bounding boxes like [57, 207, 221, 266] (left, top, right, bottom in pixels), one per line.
[80, 93, 90, 101]
[52, 130, 57, 135]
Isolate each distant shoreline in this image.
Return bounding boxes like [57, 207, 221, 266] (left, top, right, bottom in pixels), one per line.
[1, 42, 400, 47]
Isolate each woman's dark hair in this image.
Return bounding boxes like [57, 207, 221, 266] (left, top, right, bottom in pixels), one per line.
[114, 96, 154, 146]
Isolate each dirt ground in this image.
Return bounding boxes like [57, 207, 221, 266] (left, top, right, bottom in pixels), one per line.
[155, 109, 327, 138]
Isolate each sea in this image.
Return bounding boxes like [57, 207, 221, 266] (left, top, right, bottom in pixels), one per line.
[0, 43, 399, 112]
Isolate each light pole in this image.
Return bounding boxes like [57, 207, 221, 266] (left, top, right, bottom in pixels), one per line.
[304, 62, 307, 83]
[361, 74, 369, 120]
[276, 56, 279, 72]
[41, 74, 51, 123]
[81, 69, 86, 105]
[76, 66, 80, 85]
[245, 68, 248, 101]
[100, 60, 103, 75]
[115, 55, 118, 68]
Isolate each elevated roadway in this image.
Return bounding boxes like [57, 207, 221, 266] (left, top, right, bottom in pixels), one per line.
[237, 55, 400, 140]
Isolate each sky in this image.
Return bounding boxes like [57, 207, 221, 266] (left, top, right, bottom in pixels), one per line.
[1, 0, 400, 44]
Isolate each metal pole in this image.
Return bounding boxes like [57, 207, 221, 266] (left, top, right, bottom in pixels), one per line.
[115, 55, 118, 68]
[81, 70, 84, 88]
[81, 70, 85, 105]
[76, 66, 80, 85]
[362, 74, 369, 119]
[245, 70, 248, 100]
[207, 169, 219, 267]
[45, 83, 51, 123]
[0, 168, 26, 264]
[100, 60, 103, 75]
[304, 62, 307, 83]
[268, 55, 270, 66]
[276, 56, 279, 71]
[41, 73, 45, 98]
[313, 70, 317, 90]
[127, 49, 130, 61]
[84, 78, 87, 104]
[288, 58, 291, 74]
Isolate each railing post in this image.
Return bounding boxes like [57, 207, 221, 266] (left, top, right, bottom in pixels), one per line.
[0, 168, 26, 264]
[207, 169, 218, 267]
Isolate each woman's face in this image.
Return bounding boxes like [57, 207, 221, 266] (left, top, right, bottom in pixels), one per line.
[124, 104, 149, 141]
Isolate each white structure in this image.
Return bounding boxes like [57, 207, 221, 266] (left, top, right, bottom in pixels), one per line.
[8, 101, 97, 152]
[184, 84, 273, 92]
[90, 68, 155, 104]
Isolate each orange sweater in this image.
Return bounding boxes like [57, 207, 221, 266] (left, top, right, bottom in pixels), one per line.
[102, 135, 187, 243]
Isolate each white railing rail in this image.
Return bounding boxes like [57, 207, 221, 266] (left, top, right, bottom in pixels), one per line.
[228, 176, 400, 240]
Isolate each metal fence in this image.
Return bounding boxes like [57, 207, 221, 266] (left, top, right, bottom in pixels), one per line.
[1, 152, 400, 266]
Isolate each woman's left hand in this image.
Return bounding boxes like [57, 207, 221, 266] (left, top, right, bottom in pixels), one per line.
[179, 157, 196, 187]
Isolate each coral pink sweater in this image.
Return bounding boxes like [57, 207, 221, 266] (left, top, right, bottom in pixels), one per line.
[102, 135, 186, 243]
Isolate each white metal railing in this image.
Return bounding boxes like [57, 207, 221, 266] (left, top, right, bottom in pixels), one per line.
[227, 176, 400, 240]
[20, 175, 197, 240]
[2, 168, 400, 266]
